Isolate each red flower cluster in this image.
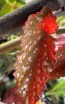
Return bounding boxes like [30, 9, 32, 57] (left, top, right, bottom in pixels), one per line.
[41, 11, 58, 34]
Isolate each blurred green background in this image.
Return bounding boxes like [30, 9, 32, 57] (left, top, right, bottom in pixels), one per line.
[0, 0, 65, 104]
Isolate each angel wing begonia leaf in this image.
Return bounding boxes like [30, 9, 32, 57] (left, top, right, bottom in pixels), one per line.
[3, 87, 22, 104]
[48, 34, 65, 80]
[14, 7, 58, 104]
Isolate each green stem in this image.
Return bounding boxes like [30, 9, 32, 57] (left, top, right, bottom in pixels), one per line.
[57, 26, 65, 34]
[0, 36, 21, 54]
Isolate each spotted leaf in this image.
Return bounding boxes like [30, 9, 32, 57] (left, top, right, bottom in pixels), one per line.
[14, 7, 58, 104]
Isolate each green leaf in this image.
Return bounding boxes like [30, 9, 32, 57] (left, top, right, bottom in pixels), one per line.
[57, 15, 65, 26]
[46, 79, 65, 97]
[0, 4, 12, 16]
[8, 35, 18, 41]
[0, 0, 25, 16]
[4, 0, 10, 3]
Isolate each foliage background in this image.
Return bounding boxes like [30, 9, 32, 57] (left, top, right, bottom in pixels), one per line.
[0, 0, 65, 104]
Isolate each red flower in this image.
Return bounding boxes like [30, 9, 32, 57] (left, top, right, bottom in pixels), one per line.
[41, 11, 58, 34]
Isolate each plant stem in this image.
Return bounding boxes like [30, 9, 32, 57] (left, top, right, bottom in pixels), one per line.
[57, 26, 65, 34]
[0, 36, 21, 54]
